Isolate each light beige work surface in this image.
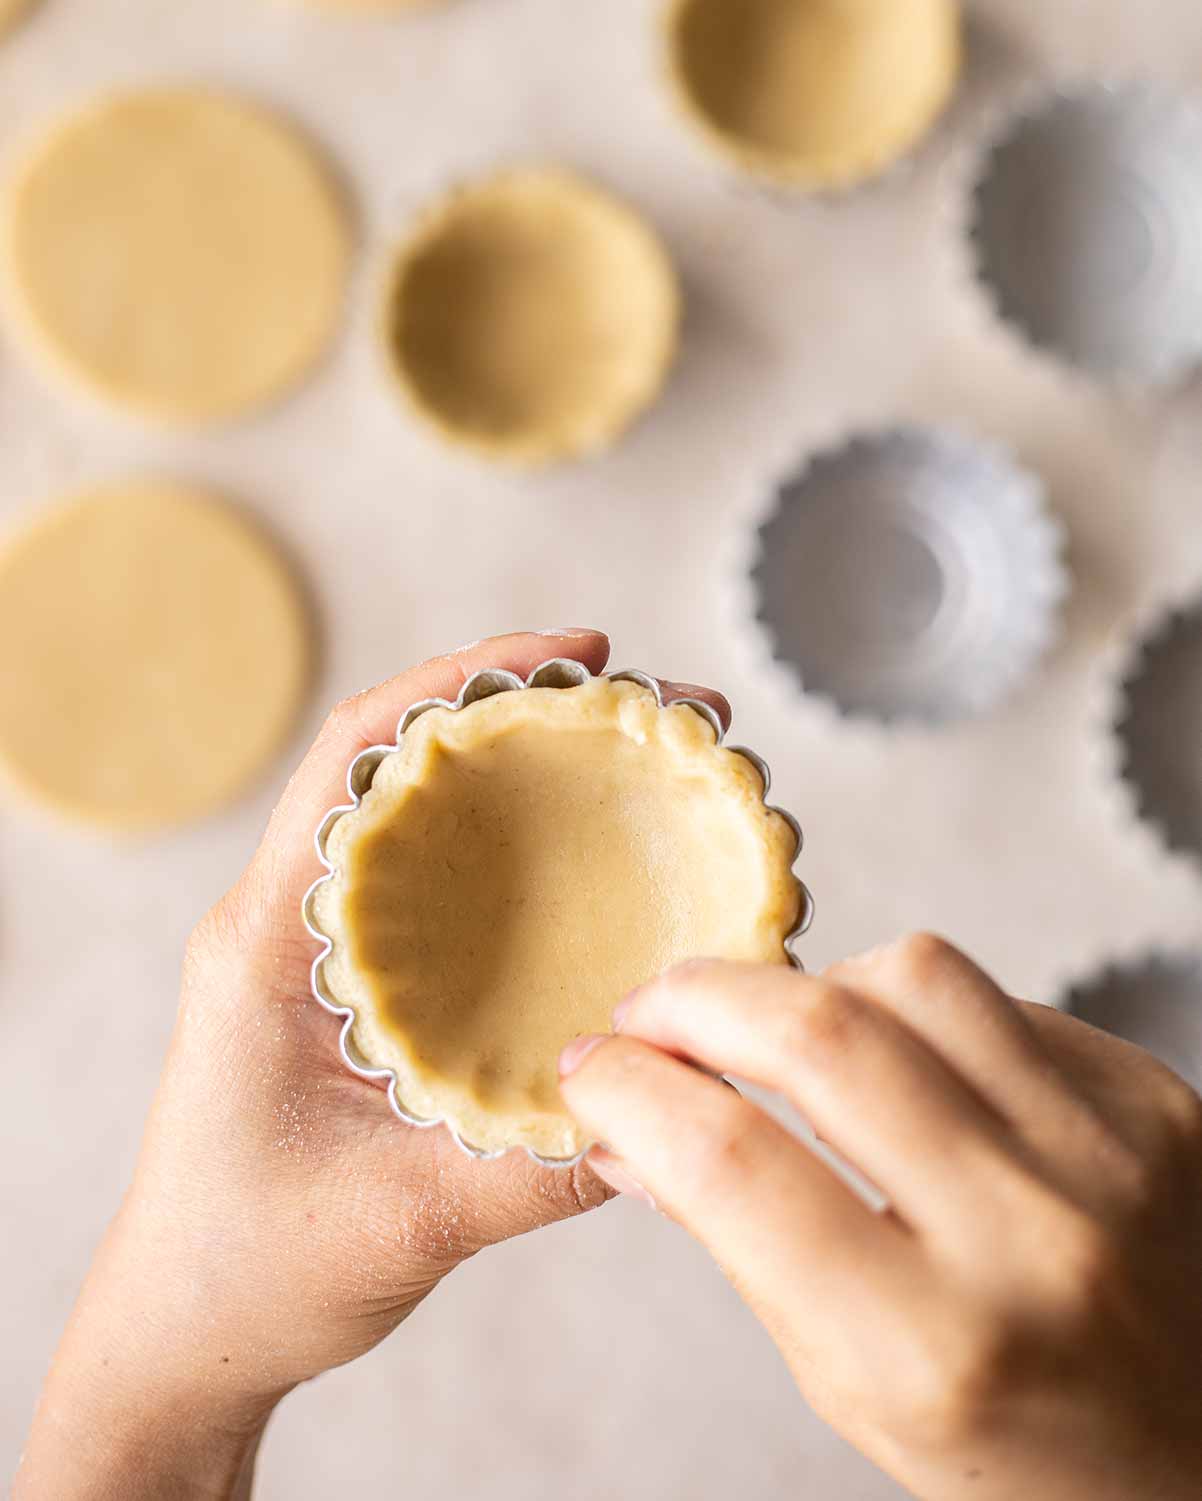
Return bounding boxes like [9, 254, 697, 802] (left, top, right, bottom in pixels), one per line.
[2, 1, 1201, 1497]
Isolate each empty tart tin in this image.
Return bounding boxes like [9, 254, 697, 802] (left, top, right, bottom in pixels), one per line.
[745, 426, 1068, 724]
[968, 82, 1202, 383]
[1111, 598, 1202, 866]
[303, 658, 813, 1166]
[1065, 953, 1202, 1091]
[662, 0, 962, 193]
[379, 166, 680, 466]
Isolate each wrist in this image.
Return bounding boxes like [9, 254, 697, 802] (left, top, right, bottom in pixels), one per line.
[16, 1210, 286, 1501]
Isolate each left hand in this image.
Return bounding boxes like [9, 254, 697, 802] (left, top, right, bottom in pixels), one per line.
[16, 627, 732, 1501]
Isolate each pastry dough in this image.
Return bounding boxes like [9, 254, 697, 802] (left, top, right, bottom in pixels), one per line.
[0, 484, 310, 830]
[0, 0, 35, 38]
[3, 88, 350, 423]
[666, 0, 961, 190]
[312, 678, 802, 1159]
[382, 168, 680, 465]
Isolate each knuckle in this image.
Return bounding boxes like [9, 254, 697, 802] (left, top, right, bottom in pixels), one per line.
[1036, 1207, 1121, 1320]
[1109, 1149, 1158, 1217]
[688, 1096, 765, 1195]
[785, 982, 863, 1060]
[1158, 1076, 1202, 1150]
[896, 1316, 1017, 1448]
[893, 932, 959, 987]
[658, 956, 721, 995]
[322, 695, 360, 739]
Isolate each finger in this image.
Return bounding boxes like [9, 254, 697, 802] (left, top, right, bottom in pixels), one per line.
[559, 1035, 914, 1337]
[826, 937, 1122, 1183]
[249, 629, 611, 919]
[659, 680, 732, 734]
[615, 961, 1023, 1236]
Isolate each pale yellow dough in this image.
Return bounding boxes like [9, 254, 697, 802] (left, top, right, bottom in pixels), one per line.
[2, 88, 350, 423]
[666, 0, 961, 190]
[0, 484, 310, 830]
[382, 168, 680, 466]
[0, 0, 35, 38]
[312, 678, 803, 1160]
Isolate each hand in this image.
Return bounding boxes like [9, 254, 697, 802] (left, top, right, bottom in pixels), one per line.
[560, 936, 1202, 1501]
[16, 628, 732, 1501]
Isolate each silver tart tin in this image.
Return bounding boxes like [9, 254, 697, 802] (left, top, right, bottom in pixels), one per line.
[1110, 597, 1202, 867]
[1065, 952, 1202, 1091]
[746, 426, 1068, 725]
[968, 81, 1202, 384]
[302, 658, 814, 1167]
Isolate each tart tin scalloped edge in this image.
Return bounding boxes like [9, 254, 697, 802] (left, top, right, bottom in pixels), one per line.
[961, 76, 1202, 391]
[730, 423, 1068, 729]
[302, 656, 814, 1168]
[1103, 592, 1202, 874]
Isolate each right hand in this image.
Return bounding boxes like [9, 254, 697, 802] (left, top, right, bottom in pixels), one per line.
[559, 935, 1202, 1501]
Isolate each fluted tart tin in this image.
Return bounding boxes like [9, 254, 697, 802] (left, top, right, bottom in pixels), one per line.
[967, 81, 1202, 384]
[745, 426, 1068, 725]
[303, 658, 813, 1167]
[1110, 597, 1202, 868]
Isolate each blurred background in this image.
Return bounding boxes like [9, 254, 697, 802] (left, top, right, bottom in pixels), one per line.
[3, 1, 1202, 1496]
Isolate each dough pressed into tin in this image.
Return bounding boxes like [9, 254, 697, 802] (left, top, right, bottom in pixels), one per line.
[311, 678, 803, 1160]
[2, 87, 350, 424]
[382, 168, 680, 465]
[0, 484, 310, 830]
[665, 0, 961, 190]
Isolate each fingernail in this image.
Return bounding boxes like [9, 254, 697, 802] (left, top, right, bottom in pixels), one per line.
[589, 1150, 657, 1210]
[611, 990, 637, 1031]
[536, 627, 606, 639]
[558, 1034, 609, 1077]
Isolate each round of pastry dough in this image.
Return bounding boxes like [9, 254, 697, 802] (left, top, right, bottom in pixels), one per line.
[2, 88, 350, 424]
[382, 168, 680, 465]
[0, 484, 311, 830]
[665, 0, 961, 190]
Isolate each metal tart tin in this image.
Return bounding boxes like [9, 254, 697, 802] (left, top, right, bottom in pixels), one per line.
[303, 658, 813, 1166]
[968, 81, 1202, 383]
[746, 425, 1067, 725]
[1111, 597, 1202, 867]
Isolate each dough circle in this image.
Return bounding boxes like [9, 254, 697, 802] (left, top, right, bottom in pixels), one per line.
[2, 88, 350, 423]
[665, 0, 961, 190]
[312, 678, 803, 1159]
[382, 168, 680, 465]
[0, 484, 311, 830]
